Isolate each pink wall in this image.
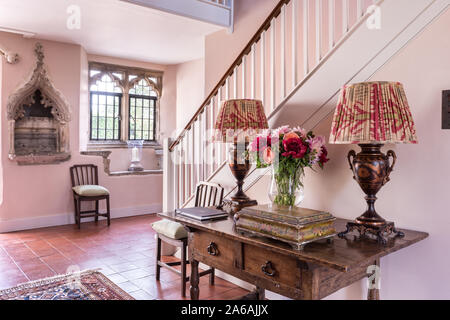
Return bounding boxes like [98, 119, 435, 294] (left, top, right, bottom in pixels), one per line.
[204, 0, 279, 95]
[0, 32, 176, 230]
[175, 58, 205, 131]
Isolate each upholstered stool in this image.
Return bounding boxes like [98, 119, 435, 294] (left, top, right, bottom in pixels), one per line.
[152, 220, 188, 240]
[152, 182, 224, 297]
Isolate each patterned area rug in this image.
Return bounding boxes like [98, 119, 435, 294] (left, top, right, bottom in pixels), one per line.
[0, 270, 134, 300]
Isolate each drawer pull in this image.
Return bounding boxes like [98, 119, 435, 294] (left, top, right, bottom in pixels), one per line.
[261, 261, 276, 277]
[207, 242, 219, 256]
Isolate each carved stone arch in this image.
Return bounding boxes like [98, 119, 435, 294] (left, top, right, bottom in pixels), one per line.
[128, 76, 161, 98]
[6, 43, 72, 165]
[89, 71, 125, 93]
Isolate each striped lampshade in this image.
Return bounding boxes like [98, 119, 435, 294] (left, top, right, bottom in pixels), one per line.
[214, 99, 269, 142]
[329, 82, 418, 144]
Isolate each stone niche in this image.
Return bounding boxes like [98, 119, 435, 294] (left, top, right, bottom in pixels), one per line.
[7, 43, 71, 165]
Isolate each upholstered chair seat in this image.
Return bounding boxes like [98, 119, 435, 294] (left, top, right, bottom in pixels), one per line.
[152, 220, 188, 240]
[72, 185, 110, 197]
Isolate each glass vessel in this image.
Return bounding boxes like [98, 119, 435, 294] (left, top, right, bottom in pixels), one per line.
[268, 166, 305, 208]
[127, 140, 144, 172]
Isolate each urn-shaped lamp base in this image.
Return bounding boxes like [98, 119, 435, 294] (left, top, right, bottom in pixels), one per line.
[338, 144, 405, 244]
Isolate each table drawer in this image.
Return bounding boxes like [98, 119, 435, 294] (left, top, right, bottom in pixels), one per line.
[243, 244, 300, 287]
[190, 231, 235, 267]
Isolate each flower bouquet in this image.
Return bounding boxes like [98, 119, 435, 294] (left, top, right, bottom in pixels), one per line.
[248, 126, 329, 207]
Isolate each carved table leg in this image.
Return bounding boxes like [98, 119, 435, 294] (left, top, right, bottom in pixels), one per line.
[367, 259, 380, 300]
[256, 286, 265, 300]
[368, 287, 380, 300]
[190, 258, 200, 300]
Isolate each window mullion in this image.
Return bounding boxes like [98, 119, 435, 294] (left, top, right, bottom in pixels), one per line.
[122, 92, 129, 142]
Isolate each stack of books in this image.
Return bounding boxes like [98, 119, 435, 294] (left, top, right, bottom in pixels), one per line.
[176, 207, 228, 221]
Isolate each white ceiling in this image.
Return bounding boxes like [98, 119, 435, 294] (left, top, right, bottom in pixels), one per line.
[0, 0, 224, 65]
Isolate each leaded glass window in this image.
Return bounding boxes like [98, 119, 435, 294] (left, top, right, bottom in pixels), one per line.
[88, 62, 162, 145]
[90, 74, 122, 141]
[129, 79, 157, 141]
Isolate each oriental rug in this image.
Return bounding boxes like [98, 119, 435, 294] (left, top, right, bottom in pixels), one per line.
[0, 269, 134, 300]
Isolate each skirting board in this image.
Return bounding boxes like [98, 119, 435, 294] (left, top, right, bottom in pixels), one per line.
[0, 204, 162, 233]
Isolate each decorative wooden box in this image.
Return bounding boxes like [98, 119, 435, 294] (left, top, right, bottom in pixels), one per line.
[235, 204, 336, 250]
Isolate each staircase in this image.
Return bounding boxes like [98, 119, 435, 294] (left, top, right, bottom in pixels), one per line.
[163, 0, 449, 212]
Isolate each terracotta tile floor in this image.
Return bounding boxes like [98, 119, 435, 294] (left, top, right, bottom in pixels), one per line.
[0, 215, 248, 300]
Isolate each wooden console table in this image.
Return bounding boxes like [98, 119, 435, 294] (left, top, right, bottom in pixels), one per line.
[158, 211, 428, 300]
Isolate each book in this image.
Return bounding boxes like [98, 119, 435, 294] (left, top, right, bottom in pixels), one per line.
[176, 207, 228, 221]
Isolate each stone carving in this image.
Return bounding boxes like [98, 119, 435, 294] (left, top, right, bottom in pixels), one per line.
[0, 44, 19, 64]
[6, 43, 72, 165]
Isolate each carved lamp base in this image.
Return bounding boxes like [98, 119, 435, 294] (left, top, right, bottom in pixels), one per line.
[338, 221, 405, 245]
[228, 141, 257, 207]
[339, 144, 406, 245]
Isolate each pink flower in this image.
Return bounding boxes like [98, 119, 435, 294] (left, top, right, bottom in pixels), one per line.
[274, 125, 290, 136]
[283, 131, 300, 141]
[262, 147, 275, 165]
[308, 136, 325, 155]
[249, 137, 259, 152]
[292, 126, 308, 138]
[282, 138, 307, 159]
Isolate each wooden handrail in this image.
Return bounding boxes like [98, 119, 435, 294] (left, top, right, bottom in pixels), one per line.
[169, 0, 290, 151]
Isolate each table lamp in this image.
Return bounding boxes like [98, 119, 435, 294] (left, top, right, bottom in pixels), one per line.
[214, 99, 269, 207]
[329, 81, 418, 244]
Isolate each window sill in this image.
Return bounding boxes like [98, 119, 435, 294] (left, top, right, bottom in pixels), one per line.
[80, 151, 163, 176]
[109, 169, 163, 176]
[87, 141, 162, 150]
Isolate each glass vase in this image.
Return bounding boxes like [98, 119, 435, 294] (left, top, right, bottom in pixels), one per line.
[268, 166, 305, 208]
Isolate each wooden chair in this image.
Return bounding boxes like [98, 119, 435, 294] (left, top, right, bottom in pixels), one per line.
[153, 182, 224, 297]
[70, 164, 111, 229]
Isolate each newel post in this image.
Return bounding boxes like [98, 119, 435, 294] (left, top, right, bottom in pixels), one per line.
[163, 138, 174, 212]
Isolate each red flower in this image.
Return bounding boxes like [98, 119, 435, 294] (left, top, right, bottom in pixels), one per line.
[282, 138, 307, 159]
[319, 146, 330, 164]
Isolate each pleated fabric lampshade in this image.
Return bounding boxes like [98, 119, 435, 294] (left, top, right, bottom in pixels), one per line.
[214, 99, 269, 142]
[213, 99, 268, 207]
[329, 81, 418, 145]
[329, 81, 418, 244]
